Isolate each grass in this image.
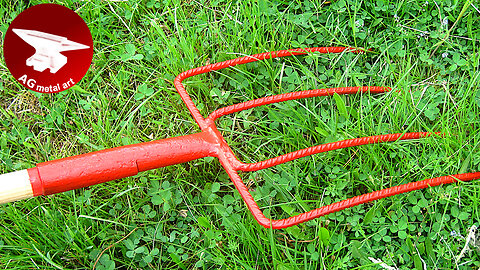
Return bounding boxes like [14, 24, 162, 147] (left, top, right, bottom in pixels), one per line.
[1, 0, 480, 269]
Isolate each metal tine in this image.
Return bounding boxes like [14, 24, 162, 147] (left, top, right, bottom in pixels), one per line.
[232, 132, 439, 172]
[207, 86, 438, 171]
[175, 47, 364, 130]
[252, 171, 480, 229]
[174, 47, 480, 229]
[207, 86, 388, 121]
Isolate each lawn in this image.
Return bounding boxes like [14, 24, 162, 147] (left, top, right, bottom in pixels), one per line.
[1, 0, 480, 269]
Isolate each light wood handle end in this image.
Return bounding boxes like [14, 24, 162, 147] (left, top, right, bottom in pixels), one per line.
[0, 169, 34, 204]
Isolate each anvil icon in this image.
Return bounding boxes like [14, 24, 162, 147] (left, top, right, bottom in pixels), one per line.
[12, 28, 90, 74]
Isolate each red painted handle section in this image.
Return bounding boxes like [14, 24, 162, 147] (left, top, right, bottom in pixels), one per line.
[27, 132, 216, 196]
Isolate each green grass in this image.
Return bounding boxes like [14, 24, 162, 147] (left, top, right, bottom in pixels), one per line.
[1, 0, 480, 269]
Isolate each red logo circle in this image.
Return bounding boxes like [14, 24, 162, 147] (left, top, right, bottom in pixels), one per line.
[3, 4, 93, 93]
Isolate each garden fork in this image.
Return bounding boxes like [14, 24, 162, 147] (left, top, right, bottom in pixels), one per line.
[1, 47, 479, 229]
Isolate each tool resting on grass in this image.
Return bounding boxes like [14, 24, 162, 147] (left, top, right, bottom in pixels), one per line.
[1, 47, 479, 229]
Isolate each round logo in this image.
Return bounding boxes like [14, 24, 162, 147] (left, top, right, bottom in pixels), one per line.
[3, 4, 93, 93]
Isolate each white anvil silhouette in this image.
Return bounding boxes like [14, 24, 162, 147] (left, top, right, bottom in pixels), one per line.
[12, 28, 89, 74]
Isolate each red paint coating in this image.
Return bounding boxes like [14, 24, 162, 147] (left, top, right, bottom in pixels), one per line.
[32, 132, 217, 195]
[26, 47, 480, 229]
[27, 167, 42, 196]
[232, 132, 439, 172]
[173, 47, 480, 228]
[208, 86, 389, 121]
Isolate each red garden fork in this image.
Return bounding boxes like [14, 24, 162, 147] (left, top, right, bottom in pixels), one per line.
[1, 47, 479, 229]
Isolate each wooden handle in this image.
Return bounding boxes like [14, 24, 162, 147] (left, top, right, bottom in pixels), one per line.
[0, 169, 34, 204]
